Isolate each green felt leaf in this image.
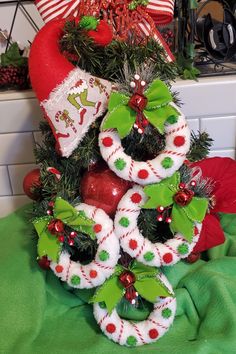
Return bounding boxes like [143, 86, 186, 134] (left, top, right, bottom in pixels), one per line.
[135, 277, 172, 303]
[130, 260, 158, 279]
[145, 104, 179, 134]
[73, 224, 96, 240]
[143, 173, 180, 209]
[33, 218, 61, 262]
[108, 92, 128, 111]
[145, 79, 172, 109]
[0, 42, 26, 67]
[170, 204, 194, 242]
[102, 104, 136, 138]
[184, 197, 208, 223]
[90, 270, 124, 314]
[54, 199, 94, 227]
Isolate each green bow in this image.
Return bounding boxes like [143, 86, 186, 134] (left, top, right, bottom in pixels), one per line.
[143, 172, 209, 242]
[102, 79, 179, 138]
[33, 198, 95, 262]
[90, 261, 173, 314]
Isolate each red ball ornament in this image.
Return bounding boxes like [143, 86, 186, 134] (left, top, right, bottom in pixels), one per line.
[23, 168, 42, 200]
[174, 189, 194, 207]
[125, 286, 138, 303]
[119, 271, 136, 288]
[37, 256, 51, 270]
[80, 164, 131, 217]
[128, 94, 148, 113]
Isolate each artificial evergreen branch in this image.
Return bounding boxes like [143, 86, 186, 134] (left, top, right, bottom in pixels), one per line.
[187, 131, 213, 162]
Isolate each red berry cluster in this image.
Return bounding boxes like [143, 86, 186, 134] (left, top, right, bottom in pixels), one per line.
[0, 65, 29, 89]
[46, 201, 78, 247]
[162, 29, 174, 49]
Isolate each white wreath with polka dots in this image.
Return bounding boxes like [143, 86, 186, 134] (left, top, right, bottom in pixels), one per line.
[50, 204, 120, 288]
[93, 272, 176, 346]
[99, 103, 190, 185]
[114, 186, 201, 267]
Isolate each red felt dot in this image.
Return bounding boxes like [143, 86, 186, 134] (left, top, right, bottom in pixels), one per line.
[129, 239, 138, 250]
[163, 253, 173, 264]
[130, 193, 142, 204]
[106, 323, 116, 334]
[149, 328, 159, 339]
[55, 265, 63, 273]
[173, 136, 185, 147]
[90, 270, 98, 278]
[194, 226, 199, 236]
[102, 137, 113, 147]
[93, 224, 102, 233]
[138, 169, 149, 179]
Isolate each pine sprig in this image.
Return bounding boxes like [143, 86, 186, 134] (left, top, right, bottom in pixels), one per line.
[187, 131, 213, 162]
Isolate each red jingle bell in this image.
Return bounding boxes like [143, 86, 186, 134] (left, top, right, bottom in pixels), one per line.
[119, 270, 136, 288]
[48, 219, 64, 235]
[186, 252, 200, 264]
[125, 286, 138, 304]
[128, 94, 148, 113]
[174, 188, 194, 207]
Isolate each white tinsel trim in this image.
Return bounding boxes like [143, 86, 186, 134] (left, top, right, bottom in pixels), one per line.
[99, 103, 190, 185]
[50, 204, 120, 288]
[93, 272, 176, 346]
[114, 186, 201, 267]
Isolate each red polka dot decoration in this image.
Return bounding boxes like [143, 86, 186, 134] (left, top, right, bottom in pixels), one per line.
[50, 203, 120, 288]
[93, 272, 176, 346]
[114, 186, 202, 267]
[99, 103, 190, 185]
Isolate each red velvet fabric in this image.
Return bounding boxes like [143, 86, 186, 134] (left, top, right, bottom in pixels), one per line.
[29, 19, 74, 102]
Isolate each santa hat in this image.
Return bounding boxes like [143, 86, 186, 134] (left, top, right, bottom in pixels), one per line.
[29, 19, 112, 157]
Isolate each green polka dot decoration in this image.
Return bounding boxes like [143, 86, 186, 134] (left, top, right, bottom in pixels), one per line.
[114, 158, 126, 171]
[126, 335, 137, 346]
[70, 275, 81, 285]
[177, 243, 189, 255]
[144, 251, 155, 262]
[99, 250, 110, 261]
[119, 217, 130, 227]
[166, 115, 178, 124]
[99, 302, 107, 309]
[162, 308, 172, 319]
[161, 157, 174, 169]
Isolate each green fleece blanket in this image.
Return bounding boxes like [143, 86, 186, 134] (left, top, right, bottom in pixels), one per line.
[1, 205, 236, 354]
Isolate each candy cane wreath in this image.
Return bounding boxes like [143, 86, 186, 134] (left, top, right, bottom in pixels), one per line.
[99, 103, 190, 185]
[50, 204, 120, 288]
[94, 272, 176, 346]
[114, 186, 201, 267]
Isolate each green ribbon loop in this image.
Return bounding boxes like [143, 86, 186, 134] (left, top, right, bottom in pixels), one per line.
[143, 172, 209, 242]
[102, 79, 179, 138]
[90, 261, 172, 314]
[33, 198, 95, 262]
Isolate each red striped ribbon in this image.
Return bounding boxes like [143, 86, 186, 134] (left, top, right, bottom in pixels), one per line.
[35, 0, 175, 61]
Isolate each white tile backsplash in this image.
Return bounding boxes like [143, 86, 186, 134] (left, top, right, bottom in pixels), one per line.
[186, 118, 200, 132]
[0, 132, 35, 165]
[208, 149, 236, 159]
[201, 116, 236, 149]
[0, 166, 12, 196]
[0, 98, 43, 133]
[0, 195, 30, 218]
[8, 163, 38, 195]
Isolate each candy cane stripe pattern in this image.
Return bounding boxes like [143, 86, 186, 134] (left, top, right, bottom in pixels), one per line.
[115, 186, 201, 267]
[99, 103, 190, 186]
[93, 272, 176, 346]
[50, 204, 120, 288]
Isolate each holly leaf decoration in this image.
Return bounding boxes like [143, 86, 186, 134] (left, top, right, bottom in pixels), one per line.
[170, 204, 194, 242]
[0, 42, 27, 67]
[183, 197, 209, 223]
[143, 173, 180, 209]
[34, 217, 62, 262]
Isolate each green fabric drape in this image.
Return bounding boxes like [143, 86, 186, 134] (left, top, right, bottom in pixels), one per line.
[1, 205, 236, 354]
